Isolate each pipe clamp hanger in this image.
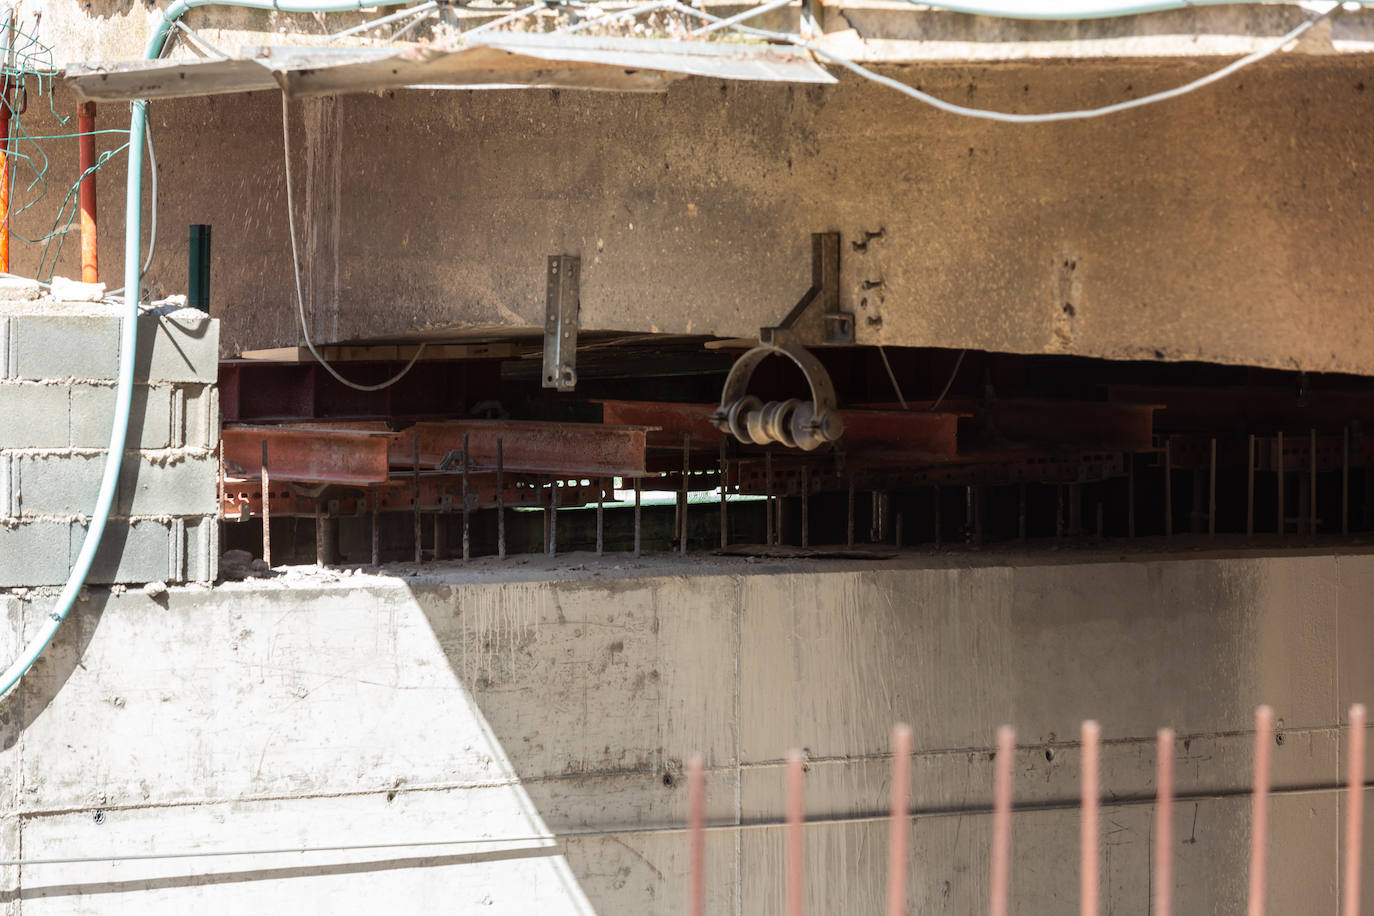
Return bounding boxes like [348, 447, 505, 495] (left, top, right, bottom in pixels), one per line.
[711, 232, 852, 451]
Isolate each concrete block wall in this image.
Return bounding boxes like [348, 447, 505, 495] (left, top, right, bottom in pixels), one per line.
[0, 288, 219, 587]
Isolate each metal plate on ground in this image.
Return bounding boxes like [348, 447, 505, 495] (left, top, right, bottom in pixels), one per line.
[715, 543, 898, 559]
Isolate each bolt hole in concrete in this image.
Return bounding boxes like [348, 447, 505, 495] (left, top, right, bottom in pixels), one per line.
[1045, 747, 1055, 762]
[92, 810, 105, 825]
[662, 772, 674, 787]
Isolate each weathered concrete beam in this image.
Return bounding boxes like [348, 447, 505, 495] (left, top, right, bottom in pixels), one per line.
[17, 55, 1374, 374]
[81, 60, 1372, 375]
[31, 0, 1374, 68]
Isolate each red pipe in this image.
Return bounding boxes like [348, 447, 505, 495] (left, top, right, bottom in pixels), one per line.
[78, 101, 97, 283]
[989, 726, 1015, 916]
[1247, 705, 1274, 916]
[1343, 704, 1366, 916]
[0, 81, 12, 274]
[686, 753, 704, 916]
[1153, 728, 1175, 916]
[885, 724, 912, 916]
[1080, 720, 1101, 916]
[785, 749, 805, 916]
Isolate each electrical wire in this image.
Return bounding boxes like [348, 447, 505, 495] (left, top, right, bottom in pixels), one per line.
[721, 7, 1339, 123]
[33, 141, 128, 281]
[106, 120, 158, 297]
[883, 0, 1359, 20]
[281, 92, 425, 391]
[327, 0, 435, 39]
[172, 19, 231, 58]
[691, 0, 791, 35]
[465, 0, 548, 35]
[928, 349, 966, 411]
[564, 0, 675, 32]
[876, 345, 908, 410]
[389, 10, 433, 40]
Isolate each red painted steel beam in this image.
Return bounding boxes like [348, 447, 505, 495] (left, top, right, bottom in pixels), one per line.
[220, 473, 601, 518]
[222, 426, 393, 484]
[860, 398, 1155, 451]
[598, 400, 960, 456]
[980, 400, 1156, 451]
[0, 83, 11, 273]
[284, 419, 651, 477]
[1111, 385, 1374, 433]
[598, 400, 724, 449]
[397, 421, 650, 476]
[843, 409, 960, 455]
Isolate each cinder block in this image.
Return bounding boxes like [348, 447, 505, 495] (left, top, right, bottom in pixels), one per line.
[184, 516, 218, 583]
[135, 309, 219, 384]
[14, 453, 105, 516]
[179, 384, 220, 450]
[0, 316, 11, 378]
[118, 454, 218, 517]
[0, 383, 69, 448]
[0, 455, 14, 518]
[0, 521, 70, 587]
[72, 518, 172, 586]
[0, 515, 213, 588]
[70, 384, 173, 450]
[10, 314, 120, 380]
[0, 592, 24, 670]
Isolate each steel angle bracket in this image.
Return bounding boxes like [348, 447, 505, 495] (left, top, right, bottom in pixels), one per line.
[761, 232, 853, 348]
[543, 254, 580, 392]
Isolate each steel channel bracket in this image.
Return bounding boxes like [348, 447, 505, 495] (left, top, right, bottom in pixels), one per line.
[543, 254, 580, 392]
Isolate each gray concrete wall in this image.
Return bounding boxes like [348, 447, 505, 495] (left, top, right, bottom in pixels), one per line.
[0, 287, 219, 586]
[19, 55, 1374, 373]
[0, 549, 1366, 912]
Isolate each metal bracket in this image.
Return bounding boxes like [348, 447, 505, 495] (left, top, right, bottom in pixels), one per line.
[543, 254, 580, 392]
[709, 233, 855, 450]
[436, 0, 460, 30]
[761, 232, 855, 347]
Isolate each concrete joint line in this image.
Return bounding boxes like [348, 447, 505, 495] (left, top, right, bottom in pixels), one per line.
[0, 455, 14, 519]
[170, 518, 187, 581]
[172, 386, 187, 449]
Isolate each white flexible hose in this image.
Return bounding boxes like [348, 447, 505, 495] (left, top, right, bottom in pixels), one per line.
[280, 93, 425, 391]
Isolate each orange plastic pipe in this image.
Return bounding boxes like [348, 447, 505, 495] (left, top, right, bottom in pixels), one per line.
[79, 101, 97, 283]
[0, 84, 12, 274]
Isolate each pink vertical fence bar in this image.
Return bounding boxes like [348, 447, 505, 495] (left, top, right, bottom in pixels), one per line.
[787, 749, 805, 916]
[1081, 720, 1101, 916]
[990, 726, 1015, 916]
[1247, 705, 1275, 916]
[886, 724, 913, 916]
[1153, 728, 1175, 916]
[1344, 704, 1367, 916]
[687, 753, 705, 916]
